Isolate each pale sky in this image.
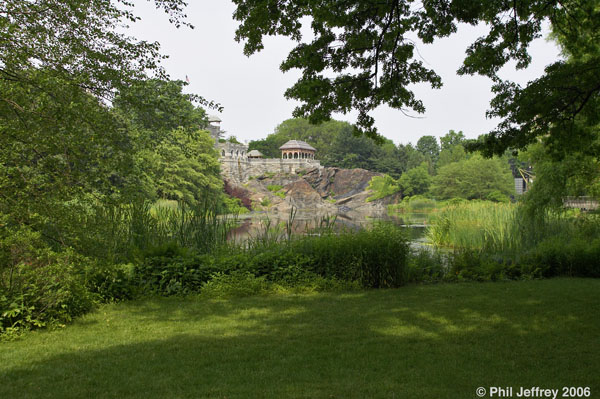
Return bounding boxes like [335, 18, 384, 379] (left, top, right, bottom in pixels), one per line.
[127, 1, 562, 145]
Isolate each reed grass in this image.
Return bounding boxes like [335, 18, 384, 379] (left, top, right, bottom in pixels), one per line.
[78, 198, 234, 262]
[427, 201, 600, 254]
[427, 201, 520, 252]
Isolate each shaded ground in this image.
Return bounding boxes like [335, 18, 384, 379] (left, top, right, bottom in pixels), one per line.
[1, 279, 598, 398]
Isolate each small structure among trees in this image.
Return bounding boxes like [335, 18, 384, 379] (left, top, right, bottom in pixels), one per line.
[280, 140, 316, 159]
[247, 150, 263, 159]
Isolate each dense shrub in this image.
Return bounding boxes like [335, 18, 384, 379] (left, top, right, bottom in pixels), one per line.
[291, 223, 410, 288]
[131, 223, 410, 296]
[85, 262, 137, 302]
[519, 237, 600, 278]
[405, 249, 446, 283]
[367, 175, 401, 201]
[0, 227, 96, 335]
[134, 244, 225, 295]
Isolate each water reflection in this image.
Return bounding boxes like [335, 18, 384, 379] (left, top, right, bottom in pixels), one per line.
[227, 209, 430, 244]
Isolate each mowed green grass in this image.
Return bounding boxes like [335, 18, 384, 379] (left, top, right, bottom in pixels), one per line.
[1, 279, 598, 399]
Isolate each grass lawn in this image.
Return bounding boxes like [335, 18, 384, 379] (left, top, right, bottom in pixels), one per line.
[1, 279, 599, 398]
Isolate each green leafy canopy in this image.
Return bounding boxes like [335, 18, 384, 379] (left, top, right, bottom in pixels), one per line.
[232, 0, 600, 155]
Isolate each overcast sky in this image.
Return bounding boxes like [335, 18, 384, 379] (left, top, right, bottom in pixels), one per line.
[127, 1, 562, 145]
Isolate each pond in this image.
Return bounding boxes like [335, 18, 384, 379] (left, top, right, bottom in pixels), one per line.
[226, 208, 432, 247]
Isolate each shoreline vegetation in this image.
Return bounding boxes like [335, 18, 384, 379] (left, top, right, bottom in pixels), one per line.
[2, 196, 599, 339]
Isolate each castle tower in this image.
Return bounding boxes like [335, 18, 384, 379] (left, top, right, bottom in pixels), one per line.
[207, 115, 222, 143]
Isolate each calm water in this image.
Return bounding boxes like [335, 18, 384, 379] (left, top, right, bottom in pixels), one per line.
[226, 209, 430, 245]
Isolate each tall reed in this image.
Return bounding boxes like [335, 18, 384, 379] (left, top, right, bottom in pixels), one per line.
[77, 198, 233, 261]
[427, 200, 600, 254]
[427, 201, 519, 252]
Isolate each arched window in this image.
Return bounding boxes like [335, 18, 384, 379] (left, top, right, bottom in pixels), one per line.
[221, 150, 225, 156]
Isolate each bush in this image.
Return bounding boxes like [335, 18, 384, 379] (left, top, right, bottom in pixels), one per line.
[0, 227, 96, 336]
[367, 175, 401, 201]
[405, 249, 446, 283]
[519, 236, 600, 278]
[291, 223, 410, 288]
[135, 249, 225, 296]
[267, 185, 284, 192]
[85, 262, 137, 303]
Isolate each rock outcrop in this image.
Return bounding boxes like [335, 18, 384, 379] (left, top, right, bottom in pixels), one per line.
[225, 167, 401, 213]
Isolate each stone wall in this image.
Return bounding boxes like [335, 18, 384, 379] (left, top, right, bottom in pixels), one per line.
[217, 142, 248, 159]
[220, 157, 322, 184]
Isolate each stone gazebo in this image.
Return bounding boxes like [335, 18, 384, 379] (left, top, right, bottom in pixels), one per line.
[279, 140, 316, 160]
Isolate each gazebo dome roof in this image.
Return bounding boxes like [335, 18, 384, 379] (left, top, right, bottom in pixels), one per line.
[207, 115, 222, 123]
[247, 150, 263, 157]
[279, 140, 316, 151]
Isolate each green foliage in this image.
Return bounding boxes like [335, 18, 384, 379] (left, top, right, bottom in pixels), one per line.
[267, 185, 284, 192]
[431, 155, 513, 200]
[367, 175, 401, 201]
[290, 224, 410, 288]
[519, 141, 600, 216]
[84, 263, 137, 303]
[405, 249, 446, 283]
[114, 79, 223, 206]
[221, 195, 250, 215]
[427, 201, 519, 252]
[519, 236, 600, 278]
[128, 223, 410, 298]
[390, 195, 438, 213]
[437, 145, 468, 169]
[398, 163, 432, 196]
[233, 0, 600, 156]
[416, 136, 440, 167]
[440, 130, 466, 151]
[200, 271, 269, 299]
[146, 128, 222, 205]
[0, 226, 96, 335]
[260, 198, 271, 207]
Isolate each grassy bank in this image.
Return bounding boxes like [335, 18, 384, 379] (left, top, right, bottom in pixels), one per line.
[1, 279, 598, 398]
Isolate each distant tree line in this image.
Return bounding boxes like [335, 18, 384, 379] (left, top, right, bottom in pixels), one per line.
[249, 119, 514, 201]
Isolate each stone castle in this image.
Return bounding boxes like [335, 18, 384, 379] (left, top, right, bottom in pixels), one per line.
[207, 116, 322, 184]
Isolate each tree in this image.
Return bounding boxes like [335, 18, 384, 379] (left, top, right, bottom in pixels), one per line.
[438, 130, 468, 168]
[430, 155, 513, 201]
[113, 79, 222, 205]
[440, 130, 466, 151]
[232, 0, 600, 154]
[397, 143, 426, 172]
[0, 1, 220, 241]
[519, 137, 600, 216]
[398, 163, 432, 196]
[438, 144, 468, 169]
[148, 128, 222, 204]
[416, 135, 440, 171]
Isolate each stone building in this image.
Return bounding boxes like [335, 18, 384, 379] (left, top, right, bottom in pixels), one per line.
[207, 115, 322, 184]
[280, 140, 316, 159]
